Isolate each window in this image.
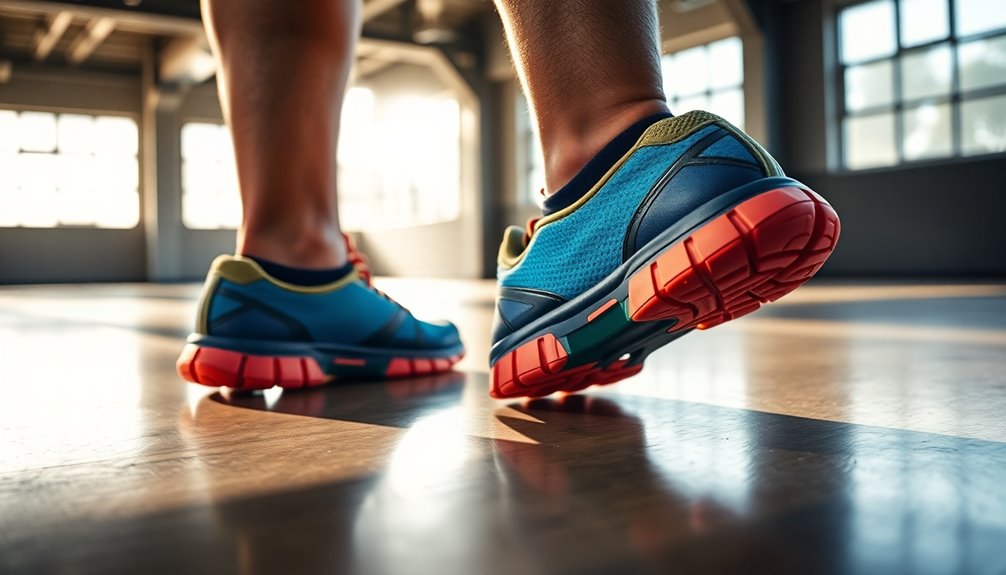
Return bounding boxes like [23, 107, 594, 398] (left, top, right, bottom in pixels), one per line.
[180, 87, 462, 231]
[662, 37, 745, 130]
[181, 123, 240, 230]
[0, 109, 139, 228]
[839, 0, 1006, 170]
[337, 87, 462, 231]
[518, 36, 746, 205]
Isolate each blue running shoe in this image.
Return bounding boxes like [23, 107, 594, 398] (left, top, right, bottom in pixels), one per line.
[490, 111, 840, 398]
[177, 255, 464, 390]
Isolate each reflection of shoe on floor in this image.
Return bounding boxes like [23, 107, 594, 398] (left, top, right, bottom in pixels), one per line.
[491, 111, 840, 398]
[494, 396, 644, 496]
[177, 255, 464, 391]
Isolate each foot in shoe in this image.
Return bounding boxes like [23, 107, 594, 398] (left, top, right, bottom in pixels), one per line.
[177, 254, 464, 391]
[490, 110, 840, 399]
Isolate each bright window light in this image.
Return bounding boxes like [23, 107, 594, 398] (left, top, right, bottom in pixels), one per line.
[840, 0, 897, 65]
[337, 86, 462, 231]
[662, 37, 745, 129]
[0, 109, 140, 229]
[181, 122, 240, 230]
[838, 0, 1006, 170]
[181, 86, 463, 232]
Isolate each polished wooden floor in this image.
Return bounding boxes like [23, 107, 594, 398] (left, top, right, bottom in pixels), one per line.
[1, 279, 1005, 575]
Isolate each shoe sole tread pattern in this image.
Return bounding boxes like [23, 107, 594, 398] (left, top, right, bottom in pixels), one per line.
[177, 344, 463, 391]
[490, 186, 840, 399]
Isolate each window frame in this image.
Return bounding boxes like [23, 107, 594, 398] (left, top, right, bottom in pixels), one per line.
[836, 0, 1006, 171]
[0, 104, 142, 230]
[661, 36, 746, 130]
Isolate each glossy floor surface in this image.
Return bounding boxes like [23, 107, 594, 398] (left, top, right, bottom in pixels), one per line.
[1, 279, 1005, 575]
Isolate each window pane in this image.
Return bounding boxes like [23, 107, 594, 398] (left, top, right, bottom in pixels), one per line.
[903, 103, 952, 160]
[959, 35, 1006, 93]
[93, 117, 138, 156]
[900, 0, 949, 47]
[18, 112, 57, 153]
[182, 192, 218, 229]
[961, 94, 1006, 155]
[840, 0, 896, 64]
[844, 113, 897, 169]
[956, 0, 1006, 37]
[19, 190, 59, 227]
[181, 122, 240, 229]
[0, 189, 20, 226]
[0, 110, 139, 228]
[57, 114, 95, 155]
[0, 154, 15, 193]
[94, 192, 140, 229]
[845, 60, 894, 111]
[900, 44, 952, 101]
[0, 111, 18, 153]
[708, 37, 743, 89]
[181, 123, 227, 161]
[56, 154, 96, 193]
[709, 88, 744, 130]
[59, 187, 99, 226]
[16, 154, 58, 192]
[96, 156, 138, 192]
[668, 46, 708, 97]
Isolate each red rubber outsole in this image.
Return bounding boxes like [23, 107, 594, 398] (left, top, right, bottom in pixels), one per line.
[490, 186, 840, 399]
[176, 344, 463, 391]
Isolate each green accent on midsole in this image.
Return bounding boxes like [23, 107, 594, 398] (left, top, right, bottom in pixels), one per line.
[557, 301, 679, 370]
[564, 301, 631, 355]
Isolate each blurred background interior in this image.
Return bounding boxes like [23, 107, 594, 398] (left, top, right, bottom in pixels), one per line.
[0, 0, 1003, 283]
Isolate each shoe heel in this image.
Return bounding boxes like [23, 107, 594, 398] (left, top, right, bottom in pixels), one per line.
[176, 344, 330, 390]
[627, 186, 840, 329]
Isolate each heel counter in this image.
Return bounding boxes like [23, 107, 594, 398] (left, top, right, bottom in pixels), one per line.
[714, 118, 784, 177]
[194, 262, 224, 336]
[623, 118, 780, 259]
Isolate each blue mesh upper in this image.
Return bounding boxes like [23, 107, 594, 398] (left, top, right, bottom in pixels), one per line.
[207, 278, 459, 348]
[499, 126, 719, 299]
[699, 136, 755, 162]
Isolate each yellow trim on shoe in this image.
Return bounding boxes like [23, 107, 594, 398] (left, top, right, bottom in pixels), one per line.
[497, 226, 528, 270]
[212, 255, 361, 294]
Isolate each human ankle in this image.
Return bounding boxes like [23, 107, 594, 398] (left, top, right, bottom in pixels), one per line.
[238, 223, 348, 269]
[542, 98, 670, 194]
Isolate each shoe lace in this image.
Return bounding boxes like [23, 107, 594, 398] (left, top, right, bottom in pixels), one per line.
[343, 232, 408, 309]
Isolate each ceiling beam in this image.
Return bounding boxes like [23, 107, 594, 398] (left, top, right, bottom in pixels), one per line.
[66, 16, 115, 64]
[0, 1, 203, 35]
[31, 10, 72, 61]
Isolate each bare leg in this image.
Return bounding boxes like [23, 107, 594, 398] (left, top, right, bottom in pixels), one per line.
[494, 0, 670, 194]
[202, 0, 359, 268]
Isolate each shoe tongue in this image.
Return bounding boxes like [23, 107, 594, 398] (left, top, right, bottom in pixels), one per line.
[540, 112, 674, 216]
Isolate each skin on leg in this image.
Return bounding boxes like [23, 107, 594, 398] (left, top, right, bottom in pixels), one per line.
[493, 0, 671, 194]
[202, 0, 359, 268]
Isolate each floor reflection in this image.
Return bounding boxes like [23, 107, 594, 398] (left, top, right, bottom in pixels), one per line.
[196, 378, 1006, 575]
[3, 281, 1006, 574]
[213, 372, 466, 428]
